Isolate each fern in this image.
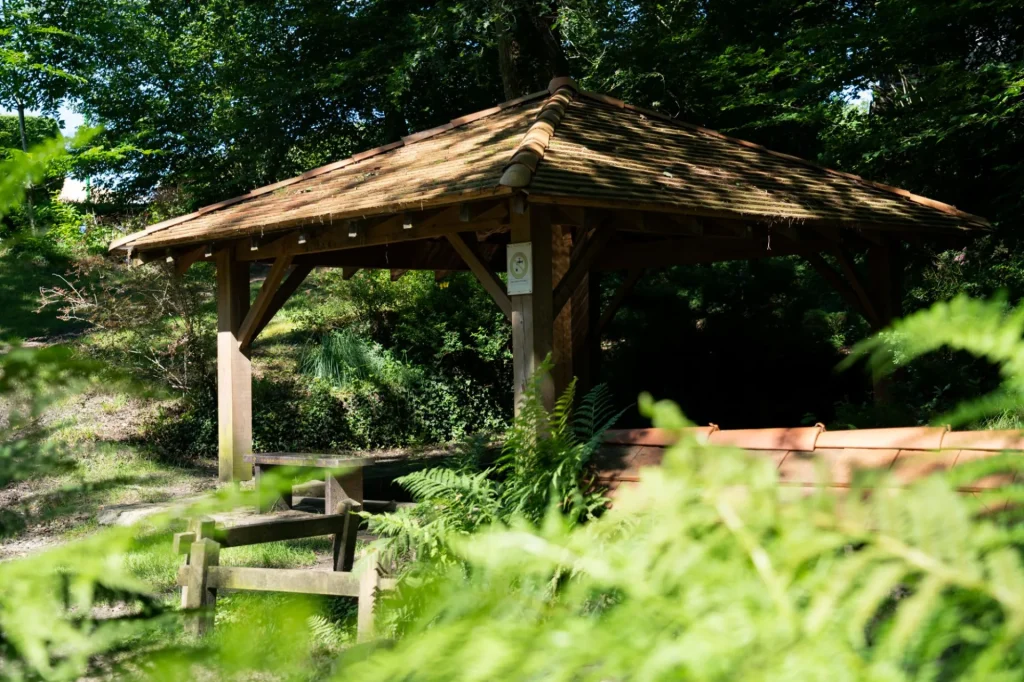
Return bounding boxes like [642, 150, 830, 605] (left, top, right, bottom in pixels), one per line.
[846, 294, 1024, 426]
[369, 361, 623, 568]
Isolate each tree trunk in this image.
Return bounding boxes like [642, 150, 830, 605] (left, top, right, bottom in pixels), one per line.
[16, 97, 36, 232]
[496, 3, 569, 99]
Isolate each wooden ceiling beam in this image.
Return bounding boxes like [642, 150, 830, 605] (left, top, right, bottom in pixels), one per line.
[235, 203, 509, 262]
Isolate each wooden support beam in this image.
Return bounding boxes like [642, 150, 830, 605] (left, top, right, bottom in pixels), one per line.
[509, 202, 555, 412]
[833, 249, 881, 328]
[598, 268, 645, 335]
[552, 227, 615, 316]
[174, 244, 210, 276]
[215, 249, 252, 483]
[238, 255, 294, 351]
[246, 263, 313, 347]
[342, 267, 360, 280]
[445, 232, 512, 319]
[804, 252, 881, 329]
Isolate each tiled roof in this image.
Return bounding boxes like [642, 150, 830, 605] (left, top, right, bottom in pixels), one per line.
[597, 426, 1021, 500]
[112, 79, 988, 253]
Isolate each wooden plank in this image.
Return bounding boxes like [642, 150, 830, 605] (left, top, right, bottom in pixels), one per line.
[238, 255, 295, 351]
[216, 249, 253, 482]
[178, 565, 361, 598]
[510, 201, 555, 412]
[552, 227, 615, 316]
[244, 452, 367, 468]
[183, 539, 220, 636]
[598, 268, 645, 335]
[214, 512, 352, 548]
[445, 232, 512, 318]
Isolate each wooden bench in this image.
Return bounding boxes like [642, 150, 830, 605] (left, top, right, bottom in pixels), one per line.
[244, 453, 366, 515]
[174, 506, 394, 641]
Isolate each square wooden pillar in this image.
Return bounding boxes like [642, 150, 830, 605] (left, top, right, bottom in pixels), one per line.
[510, 202, 555, 413]
[552, 225, 573, 398]
[216, 249, 253, 482]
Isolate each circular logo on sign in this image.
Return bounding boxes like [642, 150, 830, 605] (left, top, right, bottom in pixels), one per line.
[510, 252, 529, 279]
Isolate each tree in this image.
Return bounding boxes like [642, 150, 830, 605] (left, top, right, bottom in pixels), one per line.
[0, 0, 83, 229]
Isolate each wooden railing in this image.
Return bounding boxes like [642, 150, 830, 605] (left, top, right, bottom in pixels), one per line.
[174, 503, 394, 641]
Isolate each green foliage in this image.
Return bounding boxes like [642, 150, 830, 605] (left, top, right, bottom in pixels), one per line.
[301, 330, 392, 388]
[368, 367, 622, 568]
[0, 345, 96, 534]
[345, 397, 1024, 681]
[848, 294, 1024, 428]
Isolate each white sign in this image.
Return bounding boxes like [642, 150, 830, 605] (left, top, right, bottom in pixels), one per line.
[506, 242, 533, 295]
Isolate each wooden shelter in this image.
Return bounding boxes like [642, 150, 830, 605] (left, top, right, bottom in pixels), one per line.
[110, 77, 989, 482]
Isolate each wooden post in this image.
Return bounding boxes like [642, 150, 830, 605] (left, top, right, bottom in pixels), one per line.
[552, 225, 573, 398]
[510, 201, 555, 413]
[331, 501, 360, 572]
[216, 249, 253, 482]
[183, 538, 220, 636]
[357, 552, 382, 642]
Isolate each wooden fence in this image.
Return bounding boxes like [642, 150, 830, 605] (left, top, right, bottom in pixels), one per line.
[174, 503, 395, 641]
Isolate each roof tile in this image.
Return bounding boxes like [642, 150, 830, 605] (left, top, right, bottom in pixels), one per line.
[113, 83, 989, 253]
